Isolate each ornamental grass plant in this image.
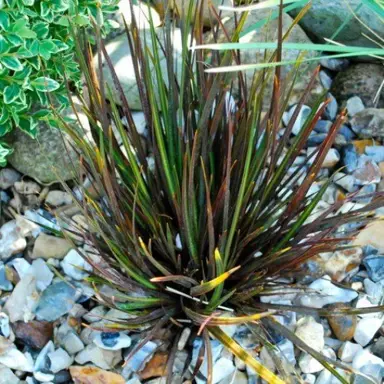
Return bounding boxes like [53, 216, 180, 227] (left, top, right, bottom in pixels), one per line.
[58, 1, 384, 382]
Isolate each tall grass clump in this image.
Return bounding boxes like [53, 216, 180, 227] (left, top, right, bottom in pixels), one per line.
[59, 0, 384, 382]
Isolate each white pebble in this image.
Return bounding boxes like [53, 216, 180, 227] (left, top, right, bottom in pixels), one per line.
[354, 317, 383, 346]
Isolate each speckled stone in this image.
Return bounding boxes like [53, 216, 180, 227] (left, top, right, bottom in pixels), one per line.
[326, 303, 357, 341]
[331, 64, 384, 108]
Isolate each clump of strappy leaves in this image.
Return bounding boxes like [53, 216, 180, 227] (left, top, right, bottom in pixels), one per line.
[60, 1, 384, 383]
[0, 0, 119, 165]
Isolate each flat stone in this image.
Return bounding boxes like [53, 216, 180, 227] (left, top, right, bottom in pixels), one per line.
[13, 320, 53, 349]
[32, 233, 73, 260]
[70, 366, 125, 384]
[299, 275, 358, 308]
[35, 282, 80, 322]
[4, 274, 39, 322]
[353, 221, 384, 253]
[353, 155, 381, 185]
[75, 343, 122, 369]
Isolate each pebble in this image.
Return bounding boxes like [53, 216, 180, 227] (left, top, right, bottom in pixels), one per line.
[320, 58, 349, 72]
[48, 348, 73, 373]
[13, 320, 53, 349]
[299, 347, 336, 374]
[45, 190, 73, 206]
[363, 255, 384, 282]
[4, 273, 39, 322]
[353, 221, 384, 253]
[0, 313, 10, 339]
[35, 282, 80, 322]
[0, 262, 13, 291]
[0, 365, 20, 384]
[324, 93, 338, 121]
[346, 96, 365, 117]
[351, 108, 384, 138]
[302, 373, 316, 384]
[177, 327, 191, 350]
[0, 221, 27, 261]
[32, 233, 73, 260]
[295, 316, 325, 352]
[365, 145, 384, 163]
[0, 345, 33, 372]
[75, 343, 122, 369]
[70, 365, 125, 384]
[140, 352, 168, 380]
[326, 303, 357, 341]
[364, 278, 384, 304]
[333, 172, 356, 192]
[319, 70, 332, 89]
[371, 336, 384, 360]
[299, 276, 358, 308]
[62, 331, 85, 355]
[83, 305, 107, 323]
[0, 168, 21, 189]
[338, 341, 363, 363]
[93, 332, 132, 351]
[353, 155, 381, 185]
[283, 104, 312, 135]
[207, 357, 236, 384]
[352, 349, 384, 370]
[354, 317, 383, 346]
[342, 144, 359, 173]
[29, 258, 54, 292]
[14, 180, 41, 195]
[61, 249, 92, 280]
[323, 148, 340, 168]
[124, 340, 157, 372]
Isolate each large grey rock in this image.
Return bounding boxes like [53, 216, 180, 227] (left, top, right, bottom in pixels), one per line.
[95, 29, 183, 110]
[203, 10, 324, 109]
[331, 64, 384, 108]
[289, 0, 384, 48]
[8, 99, 88, 185]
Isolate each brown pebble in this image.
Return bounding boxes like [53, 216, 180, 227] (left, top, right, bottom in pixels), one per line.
[70, 366, 125, 384]
[326, 303, 357, 342]
[13, 320, 53, 349]
[140, 352, 168, 380]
